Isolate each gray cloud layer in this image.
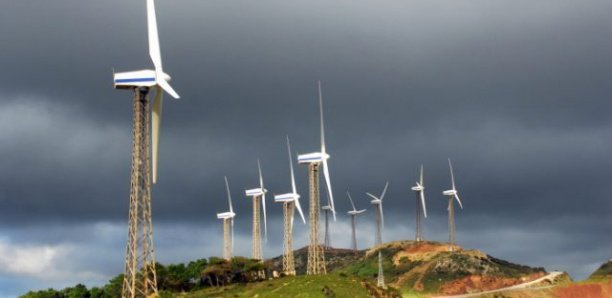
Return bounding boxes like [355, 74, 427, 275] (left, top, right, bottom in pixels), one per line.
[1, 0, 611, 295]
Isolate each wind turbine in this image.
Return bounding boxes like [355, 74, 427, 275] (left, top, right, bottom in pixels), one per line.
[346, 191, 366, 251]
[367, 182, 389, 246]
[443, 159, 463, 252]
[297, 81, 336, 275]
[275, 136, 306, 276]
[112, 0, 179, 296]
[411, 165, 427, 242]
[245, 160, 268, 263]
[217, 177, 236, 260]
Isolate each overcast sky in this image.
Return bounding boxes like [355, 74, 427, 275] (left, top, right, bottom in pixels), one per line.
[1, 0, 612, 296]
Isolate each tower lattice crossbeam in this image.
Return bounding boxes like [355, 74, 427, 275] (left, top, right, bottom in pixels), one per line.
[282, 201, 296, 276]
[252, 196, 262, 261]
[307, 163, 326, 275]
[377, 251, 386, 289]
[122, 88, 158, 298]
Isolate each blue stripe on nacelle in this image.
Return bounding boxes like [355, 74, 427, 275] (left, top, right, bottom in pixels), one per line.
[115, 78, 156, 83]
[298, 157, 323, 162]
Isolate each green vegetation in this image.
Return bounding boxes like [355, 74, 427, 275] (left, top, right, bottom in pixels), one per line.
[20, 257, 265, 298]
[182, 274, 371, 298]
[21, 241, 549, 297]
[588, 260, 612, 280]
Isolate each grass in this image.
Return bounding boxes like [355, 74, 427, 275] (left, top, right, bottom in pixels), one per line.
[178, 274, 372, 298]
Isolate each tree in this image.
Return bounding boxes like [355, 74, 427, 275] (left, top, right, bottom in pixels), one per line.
[101, 274, 123, 298]
[65, 284, 89, 298]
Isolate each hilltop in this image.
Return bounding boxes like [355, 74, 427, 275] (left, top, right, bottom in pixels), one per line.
[338, 240, 547, 296]
[589, 259, 612, 281]
[266, 246, 366, 275]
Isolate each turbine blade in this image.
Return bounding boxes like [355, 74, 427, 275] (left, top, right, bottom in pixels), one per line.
[258, 160, 267, 243]
[455, 193, 464, 209]
[380, 204, 385, 233]
[225, 176, 233, 213]
[290, 205, 294, 231]
[295, 198, 306, 224]
[151, 86, 163, 184]
[262, 193, 267, 243]
[420, 164, 424, 186]
[157, 77, 180, 99]
[147, 0, 162, 71]
[347, 191, 356, 211]
[319, 80, 325, 154]
[448, 158, 456, 190]
[322, 159, 336, 221]
[366, 193, 379, 201]
[380, 181, 389, 201]
[287, 136, 297, 194]
[420, 190, 427, 218]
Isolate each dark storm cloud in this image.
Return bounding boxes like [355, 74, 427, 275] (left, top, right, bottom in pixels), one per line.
[1, 0, 612, 294]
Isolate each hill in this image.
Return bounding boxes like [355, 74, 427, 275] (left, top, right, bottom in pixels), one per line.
[266, 246, 365, 275]
[588, 259, 612, 281]
[337, 240, 547, 296]
[19, 240, 561, 297]
[181, 274, 400, 298]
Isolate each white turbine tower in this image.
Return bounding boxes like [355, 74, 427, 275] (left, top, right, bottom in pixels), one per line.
[275, 137, 306, 276]
[322, 195, 333, 249]
[297, 81, 336, 275]
[443, 159, 463, 252]
[367, 182, 389, 246]
[411, 165, 427, 242]
[112, 1, 179, 296]
[346, 191, 366, 251]
[245, 160, 268, 262]
[217, 177, 236, 260]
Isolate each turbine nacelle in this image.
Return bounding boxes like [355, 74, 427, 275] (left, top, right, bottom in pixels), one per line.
[348, 209, 366, 215]
[113, 0, 180, 185]
[443, 189, 457, 196]
[274, 193, 300, 203]
[216, 211, 236, 219]
[297, 152, 330, 164]
[245, 188, 267, 197]
[322, 205, 333, 211]
[411, 182, 424, 192]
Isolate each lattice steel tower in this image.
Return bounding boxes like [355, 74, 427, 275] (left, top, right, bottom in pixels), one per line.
[217, 177, 236, 260]
[112, 0, 180, 296]
[121, 88, 158, 298]
[282, 201, 296, 275]
[307, 163, 326, 274]
[377, 251, 386, 289]
[245, 161, 268, 262]
[297, 81, 336, 276]
[275, 136, 306, 276]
